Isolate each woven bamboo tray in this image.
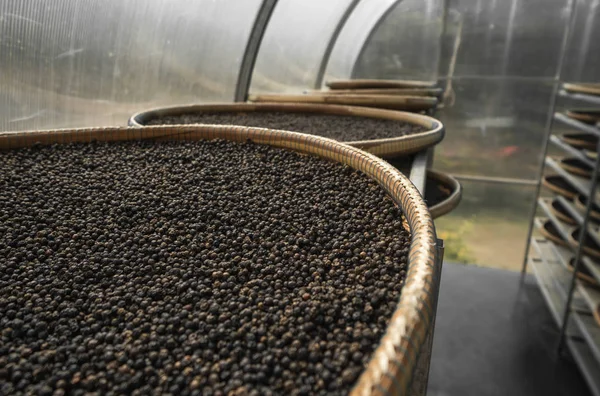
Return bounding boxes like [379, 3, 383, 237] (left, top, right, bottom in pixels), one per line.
[584, 150, 598, 161]
[594, 305, 600, 328]
[538, 219, 570, 247]
[0, 125, 439, 396]
[560, 132, 598, 151]
[247, 93, 437, 112]
[550, 198, 578, 225]
[574, 195, 600, 223]
[542, 175, 578, 200]
[569, 229, 600, 260]
[128, 103, 444, 158]
[558, 157, 595, 179]
[327, 79, 437, 90]
[304, 88, 443, 98]
[564, 83, 600, 96]
[426, 170, 462, 219]
[565, 109, 600, 125]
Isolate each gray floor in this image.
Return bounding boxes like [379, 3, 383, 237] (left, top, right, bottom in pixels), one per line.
[428, 263, 592, 396]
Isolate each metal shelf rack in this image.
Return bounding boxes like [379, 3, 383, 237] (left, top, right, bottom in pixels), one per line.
[523, 85, 600, 396]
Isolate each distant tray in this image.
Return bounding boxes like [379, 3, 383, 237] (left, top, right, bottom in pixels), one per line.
[304, 87, 443, 97]
[129, 102, 444, 159]
[550, 198, 578, 225]
[560, 132, 598, 151]
[425, 170, 462, 219]
[326, 79, 437, 90]
[566, 109, 600, 125]
[570, 228, 600, 261]
[538, 218, 570, 248]
[559, 157, 595, 179]
[564, 83, 600, 96]
[568, 257, 600, 287]
[574, 195, 600, 223]
[248, 93, 438, 112]
[542, 174, 578, 200]
[585, 150, 598, 161]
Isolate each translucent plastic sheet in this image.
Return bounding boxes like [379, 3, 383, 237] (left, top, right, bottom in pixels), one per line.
[436, 79, 555, 179]
[0, 0, 261, 132]
[249, 0, 355, 93]
[435, 0, 574, 182]
[562, 0, 600, 83]
[325, 0, 399, 81]
[326, 0, 444, 82]
[437, 0, 572, 79]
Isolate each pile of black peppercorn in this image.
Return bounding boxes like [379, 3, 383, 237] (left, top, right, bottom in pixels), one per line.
[144, 111, 427, 142]
[0, 140, 410, 396]
[424, 177, 450, 207]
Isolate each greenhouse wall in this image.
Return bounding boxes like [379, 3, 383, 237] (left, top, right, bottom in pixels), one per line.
[326, 0, 444, 84]
[433, 0, 600, 269]
[249, 0, 355, 93]
[351, 0, 445, 82]
[0, 0, 261, 132]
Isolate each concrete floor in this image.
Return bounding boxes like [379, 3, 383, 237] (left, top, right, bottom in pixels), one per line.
[428, 263, 592, 396]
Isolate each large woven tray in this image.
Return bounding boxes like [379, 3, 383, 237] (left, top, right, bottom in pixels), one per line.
[426, 170, 462, 219]
[248, 93, 437, 112]
[128, 103, 444, 158]
[0, 125, 439, 396]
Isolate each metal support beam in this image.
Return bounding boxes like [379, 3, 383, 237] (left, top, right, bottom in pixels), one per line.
[234, 0, 278, 102]
[313, 0, 361, 89]
[452, 174, 538, 186]
[409, 149, 430, 195]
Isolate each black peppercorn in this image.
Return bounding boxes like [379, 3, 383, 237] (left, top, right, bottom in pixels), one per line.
[0, 140, 410, 395]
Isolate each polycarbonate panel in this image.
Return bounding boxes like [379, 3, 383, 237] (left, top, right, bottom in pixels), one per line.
[250, 0, 354, 93]
[0, 0, 261, 132]
[438, 0, 572, 79]
[561, 0, 600, 83]
[352, 0, 446, 81]
[325, 0, 398, 81]
[435, 79, 555, 179]
[326, 0, 444, 82]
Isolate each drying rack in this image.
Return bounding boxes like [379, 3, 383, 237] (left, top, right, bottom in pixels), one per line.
[522, 84, 600, 396]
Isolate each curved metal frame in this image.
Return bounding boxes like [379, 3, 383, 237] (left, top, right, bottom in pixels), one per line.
[313, 0, 362, 89]
[240, 0, 447, 97]
[234, 0, 279, 102]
